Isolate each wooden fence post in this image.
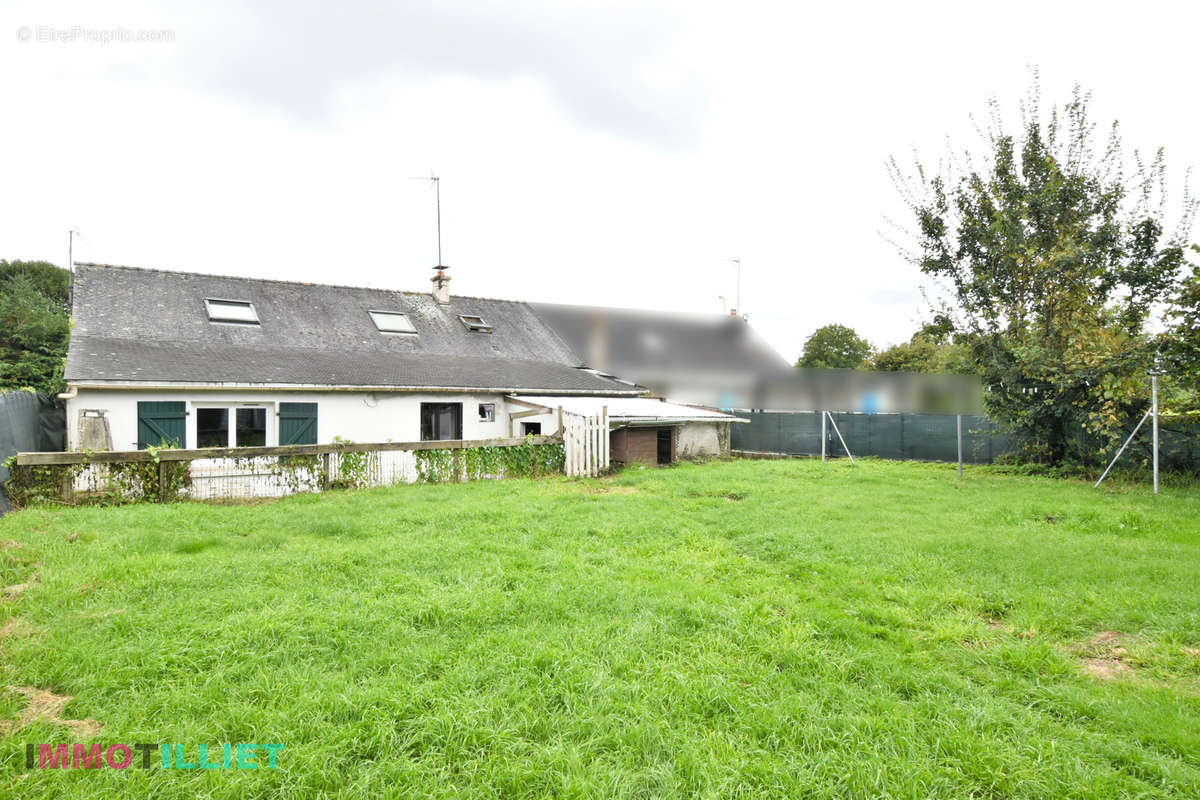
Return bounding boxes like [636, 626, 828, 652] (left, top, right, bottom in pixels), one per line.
[158, 460, 169, 502]
[61, 470, 74, 505]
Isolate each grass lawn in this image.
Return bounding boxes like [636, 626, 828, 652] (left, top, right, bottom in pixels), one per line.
[1, 459, 1199, 798]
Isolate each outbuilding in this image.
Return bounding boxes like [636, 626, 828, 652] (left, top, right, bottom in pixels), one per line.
[505, 395, 745, 465]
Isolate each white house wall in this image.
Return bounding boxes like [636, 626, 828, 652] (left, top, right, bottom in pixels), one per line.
[66, 389, 521, 451]
[675, 421, 723, 459]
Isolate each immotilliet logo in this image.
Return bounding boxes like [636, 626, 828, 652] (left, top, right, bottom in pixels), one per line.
[25, 743, 284, 770]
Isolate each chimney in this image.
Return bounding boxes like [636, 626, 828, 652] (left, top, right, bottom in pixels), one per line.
[431, 268, 451, 305]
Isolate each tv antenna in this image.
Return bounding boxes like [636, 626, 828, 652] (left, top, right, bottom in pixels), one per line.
[724, 257, 741, 314]
[409, 172, 446, 270]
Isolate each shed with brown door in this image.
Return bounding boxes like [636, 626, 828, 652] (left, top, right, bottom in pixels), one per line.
[610, 426, 675, 466]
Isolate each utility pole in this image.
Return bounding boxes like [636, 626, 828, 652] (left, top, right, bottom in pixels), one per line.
[67, 228, 77, 307]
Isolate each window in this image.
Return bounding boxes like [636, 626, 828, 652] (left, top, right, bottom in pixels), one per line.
[369, 310, 416, 334]
[421, 402, 462, 441]
[196, 408, 229, 448]
[236, 408, 267, 447]
[205, 298, 259, 325]
[521, 422, 542, 436]
[458, 314, 492, 333]
[197, 406, 268, 447]
[478, 403, 495, 422]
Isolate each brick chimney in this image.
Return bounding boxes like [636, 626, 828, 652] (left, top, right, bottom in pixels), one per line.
[431, 268, 450, 305]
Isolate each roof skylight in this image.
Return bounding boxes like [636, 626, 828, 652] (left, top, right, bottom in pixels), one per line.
[369, 310, 417, 334]
[459, 314, 492, 333]
[205, 298, 259, 325]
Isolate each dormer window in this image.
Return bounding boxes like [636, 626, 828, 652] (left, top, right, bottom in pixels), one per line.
[205, 298, 259, 325]
[459, 314, 492, 333]
[369, 310, 417, 334]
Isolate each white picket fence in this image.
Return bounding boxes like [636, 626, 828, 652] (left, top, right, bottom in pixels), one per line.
[562, 409, 609, 477]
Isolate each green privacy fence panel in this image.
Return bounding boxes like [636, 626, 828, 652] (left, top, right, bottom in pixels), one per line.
[137, 401, 186, 449]
[731, 411, 1017, 464]
[279, 403, 318, 445]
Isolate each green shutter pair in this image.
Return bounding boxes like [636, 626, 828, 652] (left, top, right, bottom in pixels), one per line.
[136, 401, 318, 449]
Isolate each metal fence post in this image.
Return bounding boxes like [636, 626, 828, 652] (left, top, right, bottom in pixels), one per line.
[1152, 374, 1159, 495]
[821, 411, 827, 462]
[956, 414, 963, 477]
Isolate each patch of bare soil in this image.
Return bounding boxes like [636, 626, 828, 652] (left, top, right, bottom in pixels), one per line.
[74, 581, 106, 596]
[2, 584, 28, 601]
[0, 686, 102, 737]
[0, 617, 36, 639]
[0, 541, 20, 550]
[1075, 631, 1136, 681]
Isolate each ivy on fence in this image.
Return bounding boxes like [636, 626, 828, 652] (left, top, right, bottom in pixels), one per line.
[4, 440, 567, 509]
[3, 445, 191, 508]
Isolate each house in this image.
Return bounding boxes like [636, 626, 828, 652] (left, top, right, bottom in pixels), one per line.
[528, 301, 792, 409]
[62, 263, 743, 464]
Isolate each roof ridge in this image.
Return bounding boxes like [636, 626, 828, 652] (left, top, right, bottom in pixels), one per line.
[530, 298, 738, 320]
[72, 261, 532, 304]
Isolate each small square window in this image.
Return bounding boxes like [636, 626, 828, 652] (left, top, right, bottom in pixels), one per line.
[197, 407, 230, 447]
[205, 298, 259, 324]
[478, 403, 495, 422]
[459, 314, 492, 333]
[369, 310, 417, 334]
[421, 402, 462, 441]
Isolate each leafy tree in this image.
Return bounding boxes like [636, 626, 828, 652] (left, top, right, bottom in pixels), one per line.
[0, 265, 70, 396]
[0, 260, 69, 311]
[1164, 247, 1200, 395]
[870, 314, 976, 374]
[797, 324, 873, 369]
[889, 82, 1196, 464]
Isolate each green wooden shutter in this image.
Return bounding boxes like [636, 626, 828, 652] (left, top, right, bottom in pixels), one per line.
[279, 403, 318, 445]
[137, 401, 186, 449]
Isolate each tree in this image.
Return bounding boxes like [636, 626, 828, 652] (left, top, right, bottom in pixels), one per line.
[0, 260, 69, 311]
[870, 315, 976, 374]
[889, 81, 1196, 464]
[0, 263, 70, 396]
[797, 324, 873, 369]
[1165, 247, 1200, 394]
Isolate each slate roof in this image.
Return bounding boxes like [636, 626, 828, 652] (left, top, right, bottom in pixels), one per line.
[65, 264, 641, 394]
[528, 301, 791, 376]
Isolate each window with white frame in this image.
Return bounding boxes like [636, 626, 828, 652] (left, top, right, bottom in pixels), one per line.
[195, 405, 269, 447]
[458, 314, 492, 333]
[478, 402, 495, 422]
[205, 298, 260, 325]
[369, 310, 417, 334]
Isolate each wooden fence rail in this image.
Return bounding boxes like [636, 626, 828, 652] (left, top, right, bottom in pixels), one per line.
[14, 435, 562, 466]
[7, 435, 568, 506]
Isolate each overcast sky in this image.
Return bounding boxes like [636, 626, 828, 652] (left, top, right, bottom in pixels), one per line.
[2, 1, 1198, 363]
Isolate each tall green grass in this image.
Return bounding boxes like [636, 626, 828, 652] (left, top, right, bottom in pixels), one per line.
[1, 459, 1198, 798]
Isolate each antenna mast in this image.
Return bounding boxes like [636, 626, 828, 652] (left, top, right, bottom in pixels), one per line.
[409, 172, 446, 270]
[433, 175, 443, 268]
[725, 257, 741, 314]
